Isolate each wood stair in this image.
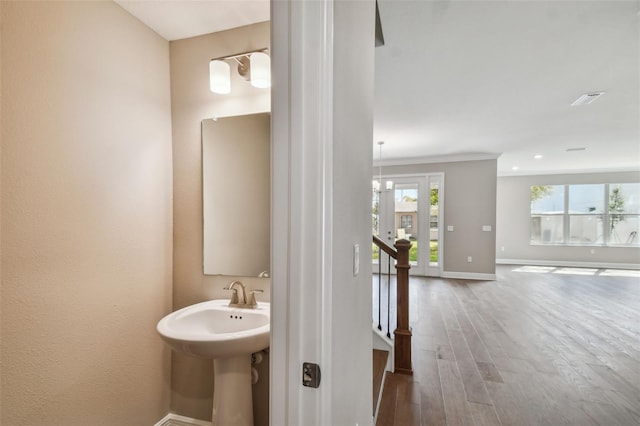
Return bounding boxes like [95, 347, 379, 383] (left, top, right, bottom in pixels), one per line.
[375, 368, 422, 426]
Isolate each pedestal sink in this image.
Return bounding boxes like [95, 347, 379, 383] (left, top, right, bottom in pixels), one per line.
[157, 299, 270, 426]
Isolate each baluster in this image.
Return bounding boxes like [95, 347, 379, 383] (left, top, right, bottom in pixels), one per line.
[386, 254, 391, 338]
[377, 260, 382, 331]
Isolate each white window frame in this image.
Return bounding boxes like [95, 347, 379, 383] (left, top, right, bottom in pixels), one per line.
[531, 183, 640, 247]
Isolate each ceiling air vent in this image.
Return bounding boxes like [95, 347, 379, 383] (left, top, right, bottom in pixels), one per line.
[571, 92, 605, 106]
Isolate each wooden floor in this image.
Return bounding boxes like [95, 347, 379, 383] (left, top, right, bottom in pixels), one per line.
[375, 265, 640, 426]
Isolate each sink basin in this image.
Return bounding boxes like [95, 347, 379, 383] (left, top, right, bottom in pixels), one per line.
[157, 298, 270, 358]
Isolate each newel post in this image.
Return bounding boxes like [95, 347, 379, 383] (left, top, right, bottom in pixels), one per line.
[394, 238, 413, 375]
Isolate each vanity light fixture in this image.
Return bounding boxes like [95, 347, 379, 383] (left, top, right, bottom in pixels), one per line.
[250, 52, 271, 88]
[209, 60, 231, 94]
[209, 48, 271, 94]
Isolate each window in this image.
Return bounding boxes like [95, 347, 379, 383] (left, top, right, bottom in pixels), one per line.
[609, 183, 640, 245]
[530, 185, 564, 244]
[568, 184, 604, 244]
[530, 183, 640, 246]
[401, 215, 413, 229]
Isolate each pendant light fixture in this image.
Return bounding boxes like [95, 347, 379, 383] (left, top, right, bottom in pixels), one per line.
[373, 143, 381, 192]
[373, 141, 393, 192]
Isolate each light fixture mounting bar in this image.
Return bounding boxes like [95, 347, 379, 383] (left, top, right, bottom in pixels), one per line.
[210, 48, 269, 62]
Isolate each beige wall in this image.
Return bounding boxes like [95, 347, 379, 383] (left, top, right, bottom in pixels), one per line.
[382, 159, 498, 276]
[1, 2, 173, 424]
[169, 22, 271, 422]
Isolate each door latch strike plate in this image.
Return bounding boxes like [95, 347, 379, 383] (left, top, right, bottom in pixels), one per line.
[302, 362, 321, 388]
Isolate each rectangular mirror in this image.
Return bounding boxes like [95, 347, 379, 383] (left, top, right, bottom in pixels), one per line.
[202, 113, 270, 275]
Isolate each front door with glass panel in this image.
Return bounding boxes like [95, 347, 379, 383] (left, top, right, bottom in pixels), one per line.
[372, 174, 443, 276]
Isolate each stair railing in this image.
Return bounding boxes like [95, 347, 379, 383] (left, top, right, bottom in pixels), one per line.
[372, 235, 413, 376]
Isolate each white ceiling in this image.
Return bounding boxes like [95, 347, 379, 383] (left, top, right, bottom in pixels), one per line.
[115, 1, 269, 41]
[116, 0, 640, 176]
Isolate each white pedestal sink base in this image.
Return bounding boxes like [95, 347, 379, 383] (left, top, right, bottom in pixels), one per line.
[212, 355, 254, 426]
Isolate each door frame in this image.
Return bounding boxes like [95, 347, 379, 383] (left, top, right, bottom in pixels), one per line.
[271, 1, 333, 424]
[271, 1, 375, 425]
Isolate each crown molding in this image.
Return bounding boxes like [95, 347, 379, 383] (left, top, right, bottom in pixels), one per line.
[373, 152, 501, 167]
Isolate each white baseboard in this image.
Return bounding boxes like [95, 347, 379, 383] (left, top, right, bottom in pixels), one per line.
[441, 271, 496, 280]
[496, 258, 640, 270]
[154, 413, 212, 426]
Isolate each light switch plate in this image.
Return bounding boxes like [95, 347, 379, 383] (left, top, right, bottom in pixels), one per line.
[447, 226, 454, 231]
[482, 225, 492, 232]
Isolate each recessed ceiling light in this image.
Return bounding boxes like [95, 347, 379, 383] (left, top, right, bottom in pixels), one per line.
[571, 92, 605, 106]
[534, 154, 543, 159]
[566, 147, 587, 152]
[512, 166, 520, 171]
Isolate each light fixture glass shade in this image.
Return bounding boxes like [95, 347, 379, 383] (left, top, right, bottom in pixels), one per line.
[250, 52, 271, 88]
[372, 180, 380, 191]
[386, 181, 394, 190]
[210, 60, 231, 94]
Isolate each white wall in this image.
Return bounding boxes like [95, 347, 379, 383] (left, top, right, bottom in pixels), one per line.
[382, 159, 498, 278]
[497, 171, 640, 267]
[1, 2, 173, 424]
[330, 1, 376, 423]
